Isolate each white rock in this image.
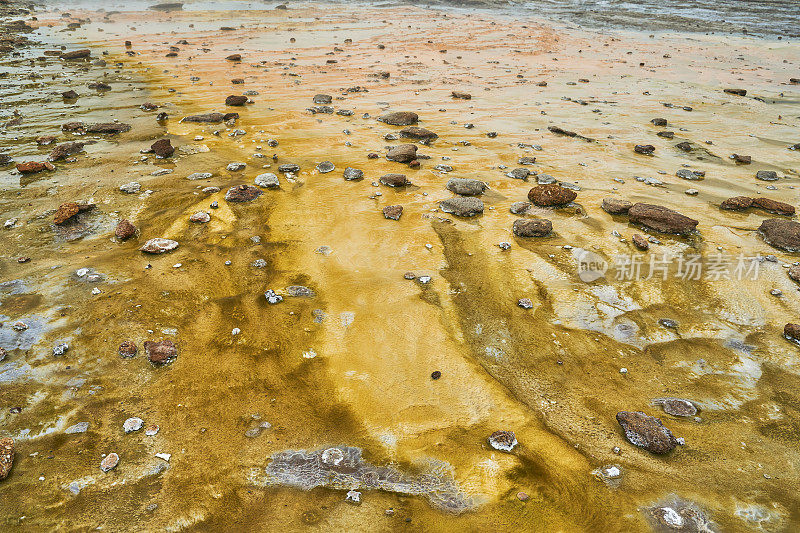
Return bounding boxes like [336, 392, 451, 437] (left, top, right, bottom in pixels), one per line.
[124, 417, 144, 433]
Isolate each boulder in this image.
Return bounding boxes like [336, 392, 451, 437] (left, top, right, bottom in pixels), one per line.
[446, 178, 486, 196]
[616, 411, 679, 454]
[759, 219, 800, 252]
[313, 94, 332, 104]
[512, 218, 552, 237]
[225, 95, 248, 106]
[528, 184, 577, 206]
[628, 203, 698, 235]
[54, 202, 93, 225]
[255, 173, 279, 188]
[756, 170, 778, 181]
[115, 219, 137, 240]
[16, 161, 55, 174]
[386, 144, 417, 163]
[439, 197, 484, 217]
[151, 138, 174, 158]
[752, 198, 795, 216]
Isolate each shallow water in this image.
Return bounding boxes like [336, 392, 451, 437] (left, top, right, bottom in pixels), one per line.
[1, 1, 800, 531]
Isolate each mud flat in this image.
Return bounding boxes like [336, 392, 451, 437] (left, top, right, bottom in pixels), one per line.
[0, 0, 799, 531]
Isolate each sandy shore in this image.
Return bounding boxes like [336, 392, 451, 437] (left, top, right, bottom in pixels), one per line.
[1, 1, 799, 531]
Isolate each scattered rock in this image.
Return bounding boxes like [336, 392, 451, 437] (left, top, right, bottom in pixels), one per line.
[650, 118, 667, 126]
[48, 142, 85, 161]
[187, 172, 213, 180]
[54, 202, 93, 225]
[190, 211, 210, 223]
[756, 170, 778, 181]
[151, 139, 174, 158]
[61, 49, 91, 59]
[632, 234, 649, 250]
[759, 219, 800, 252]
[488, 430, 517, 452]
[225, 95, 248, 106]
[313, 94, 332, 104]
[616, 411, 679, 454]
[343, 167, 363, 181]
[278, 163, 300, 173]
[752, 198, 795, 216]
[378, 111, 418, 126]
[634, 144, 655, 155]
[119, 340, 137, 358]
[439, 197, 484, 217]
[788, 265, 800, 282]
[386, 144, 417, 163]
[676, 169, 703, 180]
[400, 126, 438, 141]
[144, 339, 177, 365]
[510, 202, 532, 215]
[379, 173, 409, 187]
[225, 185, 263, 202]
[0, 438, 14, 481]
[723, 88, 747, 96]
[654, 398, 698, 417]
[100, 453, 119, 473]
[628, 203, 698, 235]
[226, 53, 242, 61]
[731, 153, 751, 164]
[139, 238, 178, 254]
[255, 173, 279, 188]
[720, 196, 753, 210]
[513, 218, 552, 237]
[383, 205, 403, 220]
[182, 113, 226, 124]
[528, 184, 577, 206]
[16, 161, 54, 174]
[316, 161, 335, 173]
[451, 91, 471, 99]
[601, 198, 632, 215]
[86, 123, 131, 134]
[446, 178, 486, 196]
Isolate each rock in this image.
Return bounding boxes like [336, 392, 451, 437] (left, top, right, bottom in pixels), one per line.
[785, 323, 800, 342]
[451, 91, 471, 100]
[225, 185, 263, 202]
[120, 182, 141, 193]
[265, 289, 283, 304]
[756, 170, 778, 181]
[313, 94, 332, 104]
[62, 122, 85, 133]
[518, 298, 533, 309]
[507, 168, 530, 180]
[316, 161, 335, 173]
[616, 411, 679, 454]
[659, 318, 678, 329]
[487, 430, 517, 452]
[48, 142, 85, 161]
[632, 234, 649, 250]
[601, 198, 632, 215]
[378, 111, 418, 126]
[528, 184, 577, 206]
[53, 342, 68, 356]
[518, 156, 537, 165]
[115, 219, 137, 240]
[16, 161, 55, 174]
[510, 201, 532, 215]
[446, 178, 486, 196]
[54, 202, 93, 225]
[656, 131, 674, 139]
[187, 172, 213, 180]
[182, 113, 226, 123]
[226, 53, 241, 61]
[759, 219, 800, 252]
[723, 88, 747, 96]
[86, 123, 131, 134]
[732, 153, 751, 164]
[400, 126, 438, 141]
[0, 438, 13, 481]
[634, 144, 655, 155]
[439, 197, 484, 217]
[379, 173, 409, 187]
[144, 339, 177, 365]
[151, 139, 174, 158]
[343, 167, 363, 181]
[255, 173, 279, 188]
[0, 348, 6, 362]
[226, 162, 246, 172]
[675, 141, 693, 152]
[124, 417, 144, 433]
[62, 90, 79, 99]
[512, 218, 552, 237]
[285, 286, 315, 297]
[139, 238, 178, 254]
[650, 118, 667, 126]
[119, 340, 137, 358]
[225, 95, 248, 106]
[190, 211, 210, 223]
[752, 198, 795, 216]
[789, 265, 800, 282]
[654, 398, 697, 417]
[676, 169, 703, 180]
[278, 163, 300, 173]
[386, 144, 417, 163]
[61, 49, 91, 59]
[383, 205, 403, 220]
[628, 203, 698, 235]
[720, 196, 753, 210]
[100, 453, 119, 472]
[65, 422, 89, 434]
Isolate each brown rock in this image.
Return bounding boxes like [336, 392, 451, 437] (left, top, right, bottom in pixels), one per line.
[654, 398, 697, 417]
[788, 265, 800, 282]
[225, 185, 263, 202]
[399, 126, 438, 141]
[62, 121, 85, 133]
[62, 90, 79, 99]
[226, 54, 242, 61]
[451, 91, 471, 100]
[616, 411, 679, 454]
[115, 219, 137, 240]
[54, 202, 93, 225]
[632, 234, 649, 250]
[16, 161, 55, 174]
[785, 323, 800, 342]
[36, 136, 57, 146]
[759, 219, 800, 252]
[634, 144, 655, 155]
[379, 173, 409, 187]
[144, 339, 177, 365]
[86, 123, 131, 134]
[378, 111, 418, 126]
[752, 198, 795, 216]
[100, 453, 119, 472]
[0, 347, 6, 362]
[628, 203, 698, 235]
[383, 205, 403, 220]
[182, 113, 226, 123]
[118, 340, 137, 358]
[601, 197, 632, 215]
[0, 437, 13, 481]
[720, 196, 753, 210]
[225, 95, 248, 106]
[723, 88, 747, 96]
[528, 184, 577, 207]
[386, 144, 417, 163]
[151, 138, 174, 158]
[512, 218, 552, 237]
[60, 49, 91, 59]
[48, 142, 85, 161]
[732, 153, 751, 164]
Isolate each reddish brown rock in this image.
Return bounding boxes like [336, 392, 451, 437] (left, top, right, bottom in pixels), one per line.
[789, 265, 800, 282]
[752, 198, 795, 216]
[512, 218, 552, 237]
[54, 202, 93, 225]
[16, 161, 55, 174]
[724, 88, 747, 96]
[118, 340, 137, 358]
[226, 54, 242, 61]
[720, 196, 753, 210]
[115, 219, 137, 240]
[634, 144, 655, 155]
[632, 234, 649, 250]
[451, 91, 472, 100]
[48, 142, 85, 161]
[225, 95, 248, 106]
[36, 136, 57, 145]
[628, 203, 698, 235]
[616, 411, 679, 454]
[399, 126, 438, 141]
[732, 153, 751, 164]
[60, 49, 91, 59]
[759, 219, 800, 252]
[383, 205, 403, 220]
[379, 173, 409, 187]
[86, 123, 131, 134]
[378, 111, 418, 126]
[182, 113, 226, 123]
[62, 121, 85, 133]
[386, 144, 417, 163]
[601, 197, 632, 215]
[225, 185, 263, 202]
[785, 323, 800, 342]
[528, 184, 577, 207]
[100, 453, 119, 472]
[144, 339, 177, 365]
[0, 437, 13, 481]
[150, 138, 174, 158]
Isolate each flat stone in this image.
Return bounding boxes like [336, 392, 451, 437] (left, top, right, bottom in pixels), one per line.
[759, 219, 800, 252]
[144, 339, 177, 365]
[343, 167, 363, 181]
[225, 95, 248, 106]
[100, 453, 119, 473]
[720, 196, 753, 210]
[140, 238, 178, 254]
[488, 430, 517, 452]
[383, 205, 403, 220]
[601, 197, 632, 215]
[189, 211, 210, 223]
[439, 197, 484, 217]
[386, 144, 417, 163]
[756, 170, 779, 181]
[528, 184, 577, 206]
[632, 234, 649, 250]
[379, 173, 409, 187]
[225, 185, 263, 202]
[187, 172, 213, 180]
[255, 173, 279, 188]
[446, 178, 486, 196]
[628, 203, 698, 235]
[513, 218, 552, 237]
[616, 411, 679, 454]
[123, 417, 144, 433]
[378, 111, 418, 126]
[119, 341, 137, 358]
[654, 398, 698, 417]
[400, 126, 438, 140]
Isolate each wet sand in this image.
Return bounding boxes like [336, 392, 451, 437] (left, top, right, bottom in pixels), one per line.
[1, 1, 800, 531]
